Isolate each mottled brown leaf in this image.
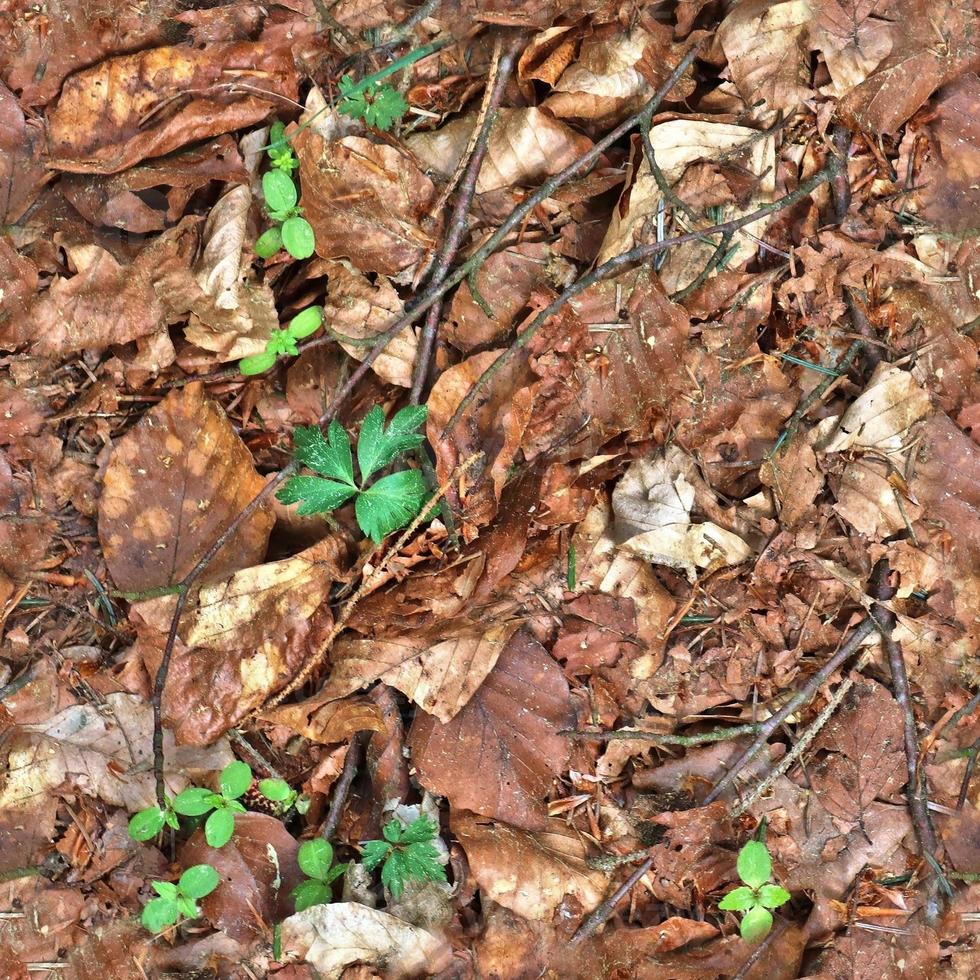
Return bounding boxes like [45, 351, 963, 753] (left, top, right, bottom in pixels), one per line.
[261, 691, 385, 745]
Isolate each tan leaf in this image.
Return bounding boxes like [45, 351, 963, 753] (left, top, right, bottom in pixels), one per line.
[261, 692, 384, 744]
[321, 260, 417, 387]
[407, 107, 593, 194]
[131, 537, 348, 744]
[810, 0, 896, 95]
[760, 440, 824, 526]
[281, 902, 451, 980]
[46, 40, 302, 174]
[612, 447, 753, 582]
[322, 621, 521, 723]
[598, 120, 776, 293]
[518, 26, 579, 86]
[0, 693, 233, 814]
[718, 0, 814, 119]
[453, 811, 609, 920]
[833, 457, 922, 538]
[98, 382, 274, 592]
[820, 364, 931, 452]
[296, 131, 440, 277]
[409, 631, 573, 830]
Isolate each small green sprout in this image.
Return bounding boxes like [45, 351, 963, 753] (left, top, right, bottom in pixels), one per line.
[239, 305, 324, 376]
[719, 840, 791, 942]
[257, 777, 309, 816]
[277, 405, 429, 543]
[360, 814, 447, 898]
[257, 138, 315, 261]
[338, 75, 408, 131]
[292, 839, 348, 912]
[171, 760, 253, 848]
[141, 863, 220, 933]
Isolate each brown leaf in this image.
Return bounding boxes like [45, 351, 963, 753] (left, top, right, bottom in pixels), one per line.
[409, 630, 574, 830]
[98, 382, 273, 592]
[297, 131, 440, 277]
[261, 692, 385, 745]
[760, 439, 824, 526]
[323, 621, 521, 723]
[0, 82, 49, 223]
[811, 0, 897, 95]
[132, 537, 348, 744]
[180, 813, 304, 942]
[832, 456, 922, 538]
[453, 810, 609, 920]
[46, 40, 301, 173]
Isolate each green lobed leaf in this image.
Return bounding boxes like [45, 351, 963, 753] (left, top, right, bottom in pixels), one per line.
[360, 839, 392, 872]
[757, 884, 791, 909]
[152, 881, 179, 901]
[266, 328, 300, 358]
[258, 778, 293, 803]
[298, 839, 334, 881]
[293, 878, 333, 913]
[240, 349, 278, 375]
[739, 904, 774, 943]
[172, 786, 217, 817]
[737, 840, 773, 890]
[380, 848, 409, 898]
[129, 806, 166, 841]
[262, 169, 297, 213]
[356, 405, 428, 481]
[382, 819, 404, 844]
[287, 306, 324, 340]
[254, 225, 282, 258]
[276, 475, 358, 516]
[281, 216, 315, 259]
[718, 885, 757, 912]
[399, 815, 439, 845]
[363, 85, 408, 131]
[293, 424, 355, 486]
[355, 469, 428, 543]
[220, 761, 253, 800]
[205, 808, 236, 849]
[179, 863, 221, 900]
[141, 896, 179, 933]
[399, 840, 447, 889]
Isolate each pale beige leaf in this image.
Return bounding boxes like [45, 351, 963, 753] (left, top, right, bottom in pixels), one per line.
[197, 183, 249, 310]
[833, 457, 921, 538]
[718, 0, 814, 119]
[281, 903, 451, 980]
[820, 364, 931, 452]
[453, 811, 609, 920]
[0, 693, 233, 813]
[322, 622, 520, 723]
[407, 107, 593, 194]
[612, 447, 752, 582]
[598, 120, 776, 293]
[811, 0, 895, 95]
[321, 260, 417, 387]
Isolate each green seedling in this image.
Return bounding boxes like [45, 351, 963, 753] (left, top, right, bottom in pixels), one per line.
[258, 157, 315, 261]
[257, 777, 309, 815]
[267, 120, 299, 173]
[141, 863, 220, 933]
[719, 840, 791, 942]
[292, 838, 348, 912]
[128, 798, 180, 841]
[277, 405, 429, 543]
[171, 760, 253, 848]
[360, 814, 447, 899]
[239, 306, 324, 376]
[338, 75, 408, 131]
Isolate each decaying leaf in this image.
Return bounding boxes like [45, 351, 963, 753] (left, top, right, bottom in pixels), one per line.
[409, 630, 574, 830]
[260, 691, 385, 745]
[453, 811, 609, 920]
[280, 902, 452, 979]
[98, 382, 274, 592]
[612, 447, 753, 582]
[131, 537, 348, 744]
[322, 621, 520, 723]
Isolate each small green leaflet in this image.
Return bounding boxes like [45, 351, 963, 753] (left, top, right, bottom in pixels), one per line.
[281, 216, 315, 259]
[355, 470, 428, 544]
[338, 75, 408, 131]
[736, 840, 772, 890]
[294, 423, 356, 486]
[262, 169, 297, 214]
[360, 815, 447, 898]
[277, 476, 357, 516]
[357, 405, 428, 481]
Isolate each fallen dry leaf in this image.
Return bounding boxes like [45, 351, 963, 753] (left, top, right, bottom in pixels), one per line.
[98, 382, 274, 592]
[281, 902, 452, 979]
[260, 691, 385, 745]
[453, 810, 609, 920]
[409, 630, 574, 830]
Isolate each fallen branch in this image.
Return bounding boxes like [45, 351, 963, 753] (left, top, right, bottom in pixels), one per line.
[570, 854, 655, 944]
[562, 722, 759, 746]
[322, 730, 370, 841]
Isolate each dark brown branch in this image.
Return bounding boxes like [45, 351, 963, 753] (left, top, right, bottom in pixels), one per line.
[322, 730, 370, 841]
[830, 123, 852, 223]
[570, 854, 655, 944]
[670, 230, 734, 303]
[562, 722, 759, 745]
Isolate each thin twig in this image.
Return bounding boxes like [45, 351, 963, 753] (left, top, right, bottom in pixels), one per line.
[322, 731, 370, 840]
[830, 123, 852, 223]
[732, 920, 787, 980]
[570, 855, 655, 944]
[228, 730, 286, 782]
[670, 230, 734, 302]
[562, 722, 760, 745]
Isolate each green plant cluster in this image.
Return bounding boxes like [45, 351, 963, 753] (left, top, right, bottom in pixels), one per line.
[719, 840, 791, 942]
[239, 305, 324, 376]
[278, 405, 430, 543]
[361, 814, 447, 898]
[255, 121, 315, 261]
[337, 75, 408, 131]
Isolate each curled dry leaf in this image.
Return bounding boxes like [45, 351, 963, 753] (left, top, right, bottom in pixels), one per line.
[46, 40, 301, 173]
[98, 382, 273, 592]
[132, 537, 348, 744]
[280, 902, 452, 980]
[260, 690, 385, 744]
[717, 0, 814, 119]
[321, 621, 521, 723]
[407, 107, 594, 194]
[820, 363, 931, 453]
[612, 447, 753, 582]
[0, 692, 233, 817]
[321, 260, 417, 387]
[599, 120, 776, 293]
[452, 811, 609, 920]
[296, 130, 440, 277]
[409, 630, 574, 830]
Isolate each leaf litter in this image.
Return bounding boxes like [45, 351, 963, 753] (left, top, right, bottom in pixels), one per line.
[1, 2, 979, 977]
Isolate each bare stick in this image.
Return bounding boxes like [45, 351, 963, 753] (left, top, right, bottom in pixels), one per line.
[322, 730, 370, 841]
[570, 855, 655, 944]
[562, 722, 760, 745]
